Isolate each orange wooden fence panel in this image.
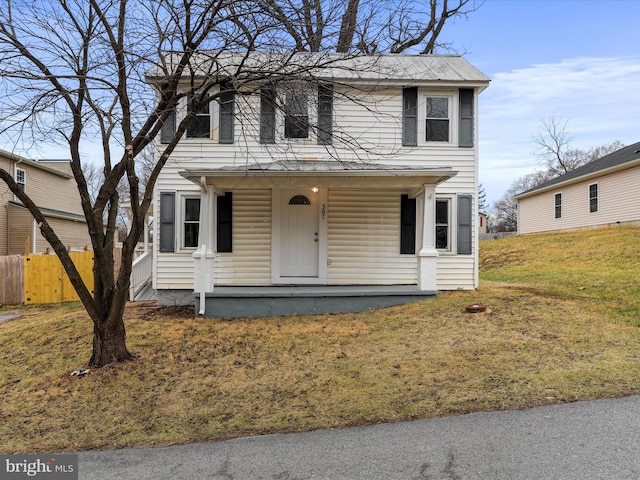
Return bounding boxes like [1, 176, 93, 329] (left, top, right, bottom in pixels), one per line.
[24, 251, 94, 304]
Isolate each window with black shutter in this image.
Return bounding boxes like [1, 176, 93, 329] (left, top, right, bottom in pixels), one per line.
[219, 84, 235, 144]
[260, 87, 276, 144]
[457, 195, 472, 255]
[402, 87, 418, 146]
[400, 194, 416, 254]
[217, 192, 233, 252]
[159, 192, 175, 253]
[317, 84, 333, 145]
[459, 89, 474, 147]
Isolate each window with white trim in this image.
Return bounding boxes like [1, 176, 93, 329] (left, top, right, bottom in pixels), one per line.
[435, 199, 450, 250]
[284, 92, 309, 139]
[403, 89, 472, 147]
[15, 168, 26, 192]
[182, 196, 200, 249]
[186, 94, 211, 139]
[589, 183, 598, 213]
[555, 193, 562, 219]
[260, 84, 333, 144]
[426, 96, 450, 142]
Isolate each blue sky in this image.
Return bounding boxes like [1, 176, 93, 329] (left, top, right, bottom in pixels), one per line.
[442, 0, 640, 206]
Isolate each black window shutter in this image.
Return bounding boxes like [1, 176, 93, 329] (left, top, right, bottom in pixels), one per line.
[260, 87, 276, 144]
[159, 192, 175, 253]
[400, 194, 416, 254]
[317, 84, 333, 145]
[457, 194, 472, 255]
[402, 87, 418, 146]
[219, 84, 235, 144]
[459, 89, 474, 148]
[160, 108, 176, 144]
[217, 192, 232, 252]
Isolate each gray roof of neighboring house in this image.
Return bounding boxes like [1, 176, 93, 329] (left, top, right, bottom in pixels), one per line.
[147, 52, 490, 88]
[9, 201, 86, 222]
[515, 141, 640, 199]
[0, 149, 73, 178]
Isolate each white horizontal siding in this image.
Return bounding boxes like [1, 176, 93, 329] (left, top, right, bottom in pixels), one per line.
[436, 255, 476, 290]
[327, 189, 417, 285]
[216, 189, 271, 285]
[518, 165, 640, 234]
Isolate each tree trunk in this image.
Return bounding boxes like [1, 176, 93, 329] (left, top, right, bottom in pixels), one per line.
[89, 312, 133, 367]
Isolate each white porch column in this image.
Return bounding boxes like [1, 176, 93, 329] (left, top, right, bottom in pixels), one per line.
[417, 184, 439, 292]
[193, 178, 216, 315]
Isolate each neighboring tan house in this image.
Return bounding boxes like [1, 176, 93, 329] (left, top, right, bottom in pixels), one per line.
[515, 141, 640, 235]
[148, 53, 490, 317]
[0, 150, 91, 255]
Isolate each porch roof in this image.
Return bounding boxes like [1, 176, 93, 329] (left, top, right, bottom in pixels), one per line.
[179, 160, 457, 189]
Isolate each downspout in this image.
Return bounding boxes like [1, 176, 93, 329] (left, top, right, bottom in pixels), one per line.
[32, 218, 37, 254]
[5, 204, 9, 255]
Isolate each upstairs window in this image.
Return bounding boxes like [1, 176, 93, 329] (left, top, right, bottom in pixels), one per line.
[15, 168, 26, 192]
[187, 94, 210, 139]
[284, 92, 309, 139]
[260, 84, 332, 144]
[555, 193, 562, 219]
[426, 96, 450, 142]
[589, 183, 598, 213]
[402, 88, 473, 147]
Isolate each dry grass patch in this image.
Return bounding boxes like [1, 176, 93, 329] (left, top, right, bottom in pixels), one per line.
[2, 280, 640, 453]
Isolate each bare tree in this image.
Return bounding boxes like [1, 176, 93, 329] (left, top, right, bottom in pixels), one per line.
[0, 0, 481, 367]
[493, 122, 625, 232]
[491, 170, 552, 233]
[258, 0, 483, 54]
[532, 116, 624, 176]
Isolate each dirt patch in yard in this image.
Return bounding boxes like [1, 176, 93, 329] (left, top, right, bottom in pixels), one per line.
[124, 301, 194, 321]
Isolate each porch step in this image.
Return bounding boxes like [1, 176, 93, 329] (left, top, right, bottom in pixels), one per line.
[195, 285, 436, 318]
[134, 281, 157, 301]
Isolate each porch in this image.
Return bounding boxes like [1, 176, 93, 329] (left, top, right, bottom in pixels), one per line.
[194, 284, 436, 318]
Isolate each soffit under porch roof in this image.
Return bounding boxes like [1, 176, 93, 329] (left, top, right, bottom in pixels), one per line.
[179, 160, 458, 190]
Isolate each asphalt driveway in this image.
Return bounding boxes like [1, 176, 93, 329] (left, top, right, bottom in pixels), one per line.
[77, 395, 640, 479]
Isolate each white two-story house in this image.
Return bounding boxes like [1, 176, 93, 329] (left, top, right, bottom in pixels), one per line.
[148, 53, 490, 317]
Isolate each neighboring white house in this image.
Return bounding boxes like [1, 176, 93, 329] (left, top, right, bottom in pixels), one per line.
[148, 53, 490, 317]
[515, 141, 640, 235]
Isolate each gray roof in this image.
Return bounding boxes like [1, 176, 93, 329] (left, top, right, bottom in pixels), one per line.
[179, 160, 458, 188]
[515, 141, 640, 199]
[148, 52, 490, 88]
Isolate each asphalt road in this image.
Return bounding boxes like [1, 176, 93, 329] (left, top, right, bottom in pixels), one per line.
[78, 395, 640, 479]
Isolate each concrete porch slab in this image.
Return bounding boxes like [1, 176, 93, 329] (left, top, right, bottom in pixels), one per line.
[194, 285, 436, 318]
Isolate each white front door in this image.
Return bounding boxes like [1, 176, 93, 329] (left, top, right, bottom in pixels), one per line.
[280, 190, 319, 277]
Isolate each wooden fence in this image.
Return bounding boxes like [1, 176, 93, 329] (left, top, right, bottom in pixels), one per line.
[0, 255, 24, 305]
[0, 248, 124, 306]
[23, 251, 95, 304]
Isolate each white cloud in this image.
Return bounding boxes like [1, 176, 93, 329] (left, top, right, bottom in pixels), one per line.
[480, 56, 640, 205]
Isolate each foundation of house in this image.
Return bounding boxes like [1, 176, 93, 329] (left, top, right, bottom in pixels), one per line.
[187, 285, 437, 318]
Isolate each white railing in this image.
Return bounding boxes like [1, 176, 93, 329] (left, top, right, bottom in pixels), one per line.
[129, 251, 152, 301]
